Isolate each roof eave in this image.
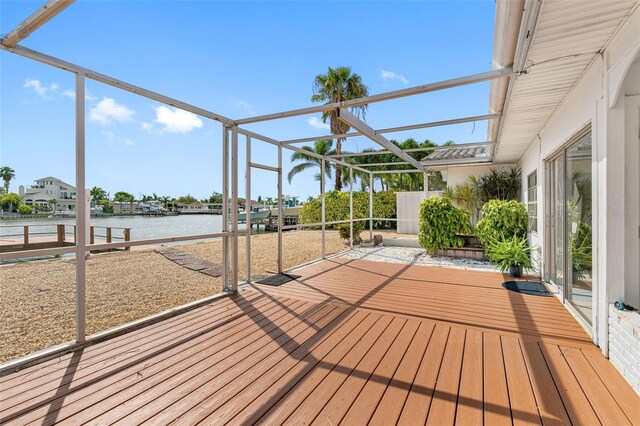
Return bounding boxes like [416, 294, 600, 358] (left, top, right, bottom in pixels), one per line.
[487, 0, 528, 154]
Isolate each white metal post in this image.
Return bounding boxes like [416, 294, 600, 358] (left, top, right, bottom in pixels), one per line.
[222, 126, 229, 291]
[277, 145, 283, 273]
[369, 171, 373, 242]
[245, 135, 251, 283]
[349, 166, 353, 249]
[424, 171, 429, 194]
[231, 127, 239, 291]
[84, 189, 90, 247]
[75, 73, 86, 343]
[321, 158, 326, 258]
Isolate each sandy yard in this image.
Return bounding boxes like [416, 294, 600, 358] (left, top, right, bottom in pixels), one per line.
[0, 230, 347, 363]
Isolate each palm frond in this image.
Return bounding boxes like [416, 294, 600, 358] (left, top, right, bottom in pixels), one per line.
[287, 162, 316, 184]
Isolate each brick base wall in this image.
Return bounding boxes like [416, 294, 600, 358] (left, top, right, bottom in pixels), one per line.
[608, 305, 640, 395]
[433, 247, 486, 260]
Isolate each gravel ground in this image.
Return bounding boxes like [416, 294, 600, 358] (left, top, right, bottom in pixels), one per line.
[337, 246, 500, 272]
[0, 230, 346, 363]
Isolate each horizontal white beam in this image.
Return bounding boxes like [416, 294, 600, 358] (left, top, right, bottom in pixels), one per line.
[88, 232, 229, 251]
[1, 0, 75, 47]
[421, 157, 493, 166]
[337, 109, 423, 169]
[234, 127, 370, 174]
[358, 162, 410, 167]
[280, 113, 501, 145]
[235, 67, 514, 125]
[371, 169, 423, 174]
[378, 113, 501, 135]
[236, 128, 280, 145]
[326, 140, 496, 159]
[249, 162, 280, 173]
[0, 45, 235, 125]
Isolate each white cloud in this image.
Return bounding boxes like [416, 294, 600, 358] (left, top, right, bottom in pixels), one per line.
[147, 106, 203, 134]
[89, 98, 134, 125]
[60, 88, 97, 101]
[380, 69, 409, 84]
[124, 138, 135, 146]
[233, 100, 256, 116]
[23, 79, 59, 98]
[307, 116, 330, 130]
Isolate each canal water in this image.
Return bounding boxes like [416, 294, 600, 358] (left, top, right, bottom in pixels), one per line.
[0, 215, 258, 242]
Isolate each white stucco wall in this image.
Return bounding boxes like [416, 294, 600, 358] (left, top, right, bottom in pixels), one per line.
[516, 7, 640, 356]
[444, 164, 514, 187]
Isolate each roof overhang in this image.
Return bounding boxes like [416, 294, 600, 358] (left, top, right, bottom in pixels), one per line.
[491, 0, 640, 163]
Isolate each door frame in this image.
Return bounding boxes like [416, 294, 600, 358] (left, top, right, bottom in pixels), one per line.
[543, 124, 593, 330]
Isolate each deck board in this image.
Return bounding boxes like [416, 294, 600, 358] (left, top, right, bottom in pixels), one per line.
[1, 258, 638, 425]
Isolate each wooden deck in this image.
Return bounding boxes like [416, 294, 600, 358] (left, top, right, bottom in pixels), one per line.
[1, 258, 638, 425]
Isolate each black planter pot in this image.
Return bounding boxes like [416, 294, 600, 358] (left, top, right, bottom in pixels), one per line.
[509, 265, 522, 277]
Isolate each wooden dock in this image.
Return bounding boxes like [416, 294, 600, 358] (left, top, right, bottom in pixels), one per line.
[0, 224, 130, 253]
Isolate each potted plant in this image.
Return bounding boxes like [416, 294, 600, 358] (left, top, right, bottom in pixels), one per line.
[488, 234, 534, 277]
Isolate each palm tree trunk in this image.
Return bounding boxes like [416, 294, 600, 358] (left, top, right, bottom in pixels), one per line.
[334, 137, 343, 191]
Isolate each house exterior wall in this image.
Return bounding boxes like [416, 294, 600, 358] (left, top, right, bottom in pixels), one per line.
[609, 306, 640, 394]
[444, 164, 499, 187]
[516, 6, 640, 369]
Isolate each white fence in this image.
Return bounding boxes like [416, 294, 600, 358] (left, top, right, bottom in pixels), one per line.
[396, 191, 442, 234]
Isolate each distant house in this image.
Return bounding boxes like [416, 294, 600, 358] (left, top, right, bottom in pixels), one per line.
[177, 202, 222, 214]
[19, 177, 76, 211]
[112, 201, 140, 214]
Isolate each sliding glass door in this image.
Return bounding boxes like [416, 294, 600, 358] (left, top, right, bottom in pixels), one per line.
[545, 130, 593, 325]
[546, 155, 565, 296]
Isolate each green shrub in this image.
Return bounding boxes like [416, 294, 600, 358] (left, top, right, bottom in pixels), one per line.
[476, 200, 527, 260]
[486, 233, 533, 273]
[100, 202, 114, 214]
[418, 196, 471, 252]
[337, 221, 365, 243]
[476, 167, 521, 201]
[18, 205, 33, 214]
[299, 190, 395, 229]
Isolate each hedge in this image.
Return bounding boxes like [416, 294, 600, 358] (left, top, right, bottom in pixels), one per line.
[299, 190, 396, 228]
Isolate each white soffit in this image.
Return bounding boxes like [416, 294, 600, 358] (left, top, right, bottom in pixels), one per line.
[495, 0, 638, 163]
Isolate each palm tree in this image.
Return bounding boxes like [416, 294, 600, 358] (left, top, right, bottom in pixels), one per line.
[48, 198, 58, 212]
[159, 195, 172, 209]
[1, 166, 16, 194]
[312, 67, 369, 191]
[288, 139, 335, 192]
[1, 192, 22, 212]
[90, 186, 107, 202]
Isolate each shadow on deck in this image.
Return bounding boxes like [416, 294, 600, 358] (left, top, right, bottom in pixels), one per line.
[0, 258, 638, 425]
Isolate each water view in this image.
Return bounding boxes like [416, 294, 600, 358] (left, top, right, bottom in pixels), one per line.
[0, 215, 257, 242]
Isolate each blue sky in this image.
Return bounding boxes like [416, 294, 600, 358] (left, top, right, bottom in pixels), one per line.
[1, 0, 496, 201]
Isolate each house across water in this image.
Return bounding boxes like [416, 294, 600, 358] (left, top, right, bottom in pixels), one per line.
[18, 176, 76, 211]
